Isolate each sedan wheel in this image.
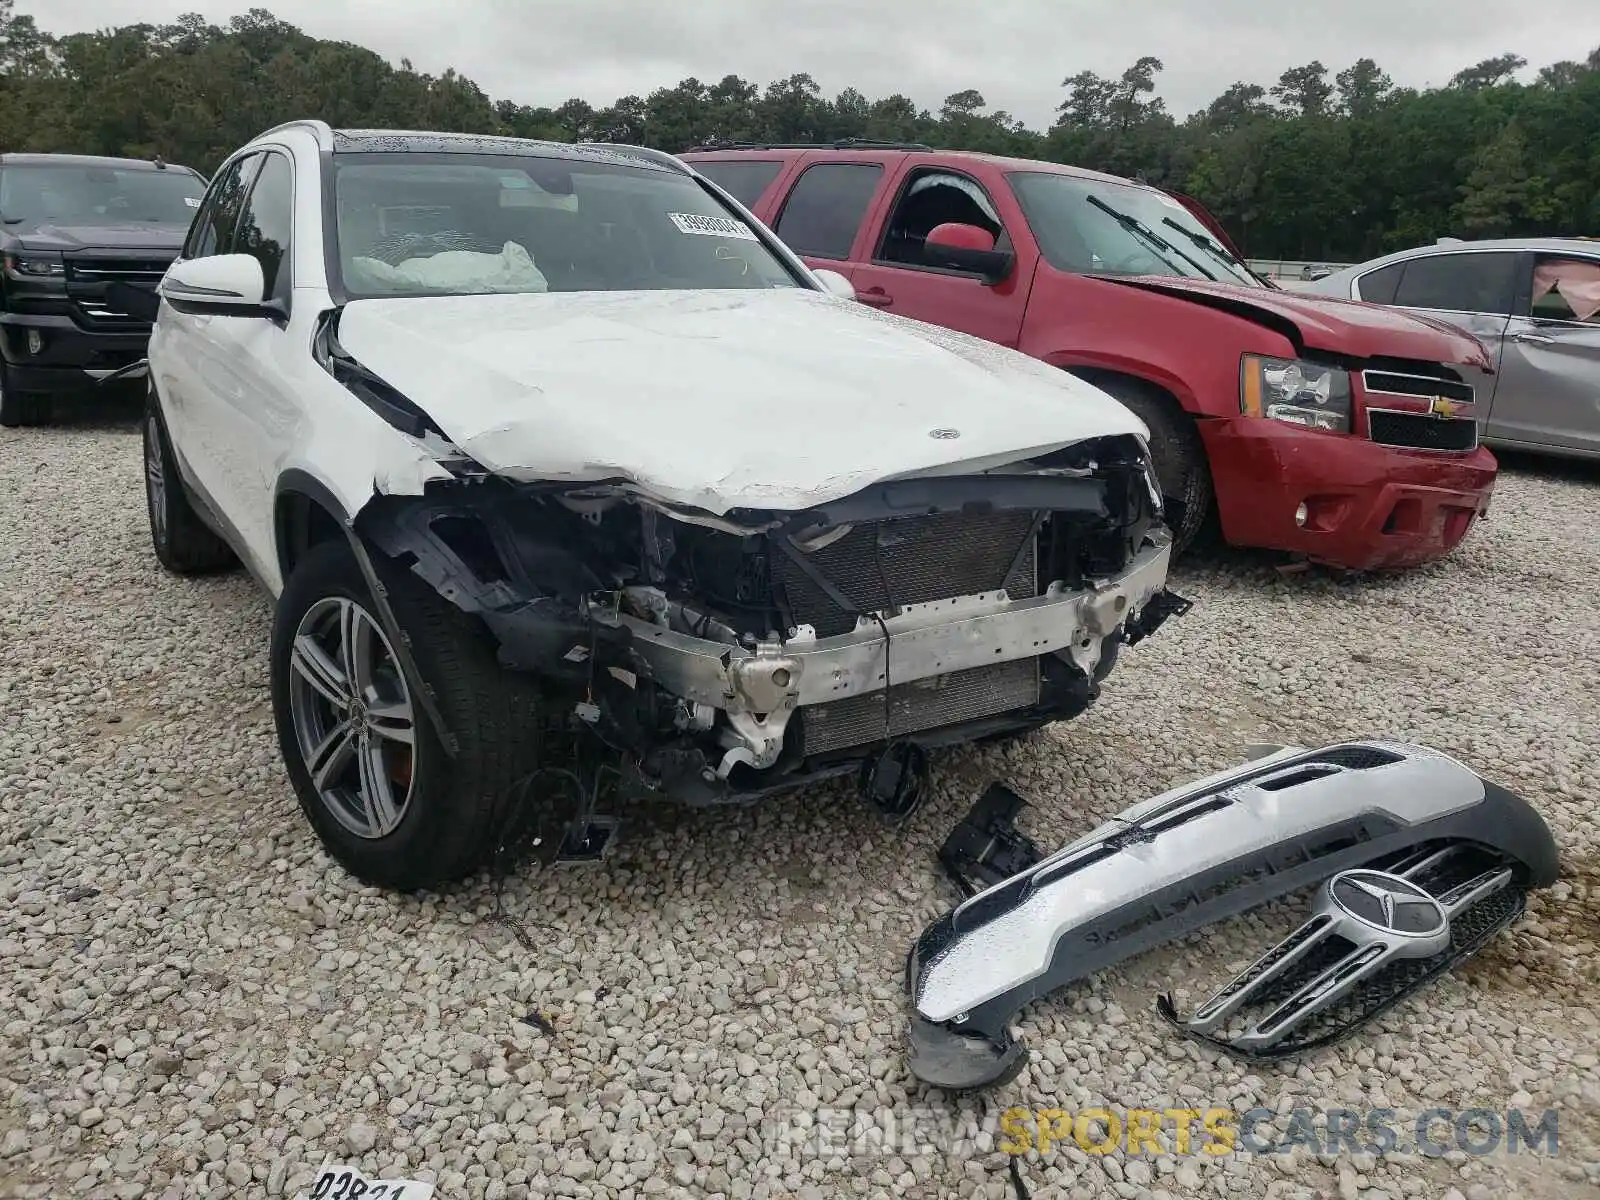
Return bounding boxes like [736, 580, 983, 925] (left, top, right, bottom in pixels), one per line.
[287, 595, 418, 839]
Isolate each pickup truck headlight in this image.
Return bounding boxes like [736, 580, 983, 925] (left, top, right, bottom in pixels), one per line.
[1240, 354, 1351, 433]
[3, 251, 67, 285]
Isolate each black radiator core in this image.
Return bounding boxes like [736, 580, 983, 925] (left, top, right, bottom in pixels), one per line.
[777, 510, 1038, 638]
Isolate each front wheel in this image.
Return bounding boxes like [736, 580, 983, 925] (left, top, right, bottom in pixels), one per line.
[1090, 376, 1215, 555]
[269, 539, 548, 891]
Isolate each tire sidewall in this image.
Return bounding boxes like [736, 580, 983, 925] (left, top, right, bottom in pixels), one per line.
[143, 407, 177, 562]
[269, 541, 459, 888]
[1097, 380, 1212, 552]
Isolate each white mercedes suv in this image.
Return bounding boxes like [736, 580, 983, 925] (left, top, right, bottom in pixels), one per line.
[131, 121, 1184, 890]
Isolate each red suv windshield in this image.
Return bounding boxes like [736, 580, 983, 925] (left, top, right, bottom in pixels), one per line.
[1007, 171, 1260, 287]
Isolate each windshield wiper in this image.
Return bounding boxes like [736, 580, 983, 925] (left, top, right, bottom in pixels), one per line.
[1159, 217, 1260, 283]
[1085, 193, 1217, 281]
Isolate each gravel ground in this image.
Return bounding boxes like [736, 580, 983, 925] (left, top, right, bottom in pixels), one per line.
[3, 405, 1598, 1200]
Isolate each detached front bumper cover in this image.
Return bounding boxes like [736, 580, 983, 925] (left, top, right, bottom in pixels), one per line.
[904, 741, 1558, 1091]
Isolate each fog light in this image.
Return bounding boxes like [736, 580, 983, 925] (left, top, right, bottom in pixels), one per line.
[1295, 502, 1309, 528]
[26, 330, 42, 355]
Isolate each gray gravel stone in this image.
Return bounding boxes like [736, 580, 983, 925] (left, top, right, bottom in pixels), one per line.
[0, 414, 1591, 1200]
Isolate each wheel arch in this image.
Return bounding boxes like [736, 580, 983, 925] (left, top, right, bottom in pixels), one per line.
[274, 469, 353, 586]
[1059, 365, 1200, 425]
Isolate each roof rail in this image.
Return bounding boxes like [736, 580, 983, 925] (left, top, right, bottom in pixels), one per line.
[574, 141, 692, 173]
[683, 137, 933, 153]
[254, 119, 334, 150]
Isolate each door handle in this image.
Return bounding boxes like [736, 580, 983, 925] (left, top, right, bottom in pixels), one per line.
[1513, 331, 1555, 345]
[857, 288, 894, 308]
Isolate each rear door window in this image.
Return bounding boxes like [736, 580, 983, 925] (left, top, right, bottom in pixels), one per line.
[1389, 252, 1520, 315]
[691, 160, 784, 210]
[773, 162, 884, 260]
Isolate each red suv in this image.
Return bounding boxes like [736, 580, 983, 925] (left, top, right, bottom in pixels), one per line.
[680, 141, 1498, 571]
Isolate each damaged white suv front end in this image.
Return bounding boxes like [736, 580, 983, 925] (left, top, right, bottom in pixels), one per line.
[137, 121, 1187, 889]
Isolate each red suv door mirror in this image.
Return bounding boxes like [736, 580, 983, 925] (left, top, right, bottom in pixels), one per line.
[924, 222, 1014, 284]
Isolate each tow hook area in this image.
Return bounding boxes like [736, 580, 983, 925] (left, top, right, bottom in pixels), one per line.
[859, 742, 932, 823]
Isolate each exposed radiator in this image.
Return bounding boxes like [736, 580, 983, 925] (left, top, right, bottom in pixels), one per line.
[777, 510, 1037, 639]
[800, 657, 1041, 756]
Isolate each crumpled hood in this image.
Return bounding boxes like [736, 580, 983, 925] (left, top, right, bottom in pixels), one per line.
[1101, 274, 1495, 370]
[6, 221, 188, 253]
[335, 288, 1149, 515]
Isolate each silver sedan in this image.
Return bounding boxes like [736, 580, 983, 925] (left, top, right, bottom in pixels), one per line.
[1309, 237, 1600, 460]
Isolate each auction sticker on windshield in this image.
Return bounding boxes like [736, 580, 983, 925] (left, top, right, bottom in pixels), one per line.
[668, 212, 759, 241]
[293, 1164, 434, 1199]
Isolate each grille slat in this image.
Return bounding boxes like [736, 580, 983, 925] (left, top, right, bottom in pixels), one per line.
[778, 510, 1036, 639]
[801, 657, 1040, 756]
[1367, 409, 1479, 452]
[1362, 370, 1475, 403]
[65, 258, 173, 283]
[65, 256, 174, 327]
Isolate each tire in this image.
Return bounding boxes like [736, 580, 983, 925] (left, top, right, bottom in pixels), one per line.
[0, 362, 51, 427]
[269, 539, 548, 891]
[143, 400, 236, 574]
[1091, 375, 1215, 555]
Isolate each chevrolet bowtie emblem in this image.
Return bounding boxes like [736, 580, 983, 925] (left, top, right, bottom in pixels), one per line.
[1430, 395, 1462, 419]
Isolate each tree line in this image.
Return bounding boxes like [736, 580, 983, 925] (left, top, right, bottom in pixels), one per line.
[2, 3, 1597, 261]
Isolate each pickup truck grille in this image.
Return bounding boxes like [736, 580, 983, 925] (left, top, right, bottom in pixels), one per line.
[65, 255, 174, 325]
[1361, 369, 1475, 405]
[1367, 409, 1480, 452]
[776, 510, 1037, 639]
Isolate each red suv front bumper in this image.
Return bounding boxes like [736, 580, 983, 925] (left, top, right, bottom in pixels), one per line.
[1198, 417, 1496, 571]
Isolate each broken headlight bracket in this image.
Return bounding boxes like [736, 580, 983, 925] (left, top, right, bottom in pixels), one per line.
[1123, 587, 1192, 647]
[903, 740, 1559, 1092]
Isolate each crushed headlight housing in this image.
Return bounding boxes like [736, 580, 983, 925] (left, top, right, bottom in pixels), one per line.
[3, 251, 66, 284]
[1240, 354, 1351, 433]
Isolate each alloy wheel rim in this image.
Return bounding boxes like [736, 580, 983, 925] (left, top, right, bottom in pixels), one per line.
[145, 417, 168, 546]
[287, 596, 417, 839]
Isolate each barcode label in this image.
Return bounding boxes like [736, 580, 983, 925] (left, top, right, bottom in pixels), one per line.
[668, 212, 759, 241]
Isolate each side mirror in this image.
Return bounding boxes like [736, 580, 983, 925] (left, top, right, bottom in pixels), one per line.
[159, 254, 272, 315]
[924, 222, 1014, 284]
[812, 268, 856, 302]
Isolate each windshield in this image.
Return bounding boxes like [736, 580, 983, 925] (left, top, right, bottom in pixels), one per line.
[330, 154, 804, 298]
[1006, 171, 1260, 287]
[0, 164, 205, 225]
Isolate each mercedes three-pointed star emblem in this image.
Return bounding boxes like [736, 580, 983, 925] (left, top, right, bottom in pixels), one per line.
[1327, 869, 1448, 939]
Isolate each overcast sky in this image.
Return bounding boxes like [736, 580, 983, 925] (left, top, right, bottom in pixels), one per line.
[21, 0, 1599, 127]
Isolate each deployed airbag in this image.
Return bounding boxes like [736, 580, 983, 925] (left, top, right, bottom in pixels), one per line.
[348, 241, 549, 294]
